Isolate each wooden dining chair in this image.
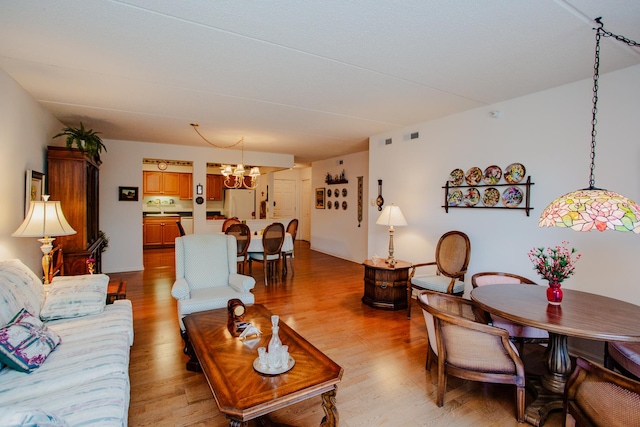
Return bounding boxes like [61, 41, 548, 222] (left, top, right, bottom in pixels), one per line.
[222, 217, 241, 232]
[225, 223, 251, 274]
[471, 272, 548, 354]
[605, 341, 640, 381]
[282, 219, 298, 276]
[417, 290, 525, 423]
[408, 230, 470, 317]
[565, 357, 640, 427]
[248, 222, 285, 286]
[176, 220, 186, 236]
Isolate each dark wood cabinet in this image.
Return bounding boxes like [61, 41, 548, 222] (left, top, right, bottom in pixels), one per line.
[47, 146, 103, 275]
[362, 260, 411, 311]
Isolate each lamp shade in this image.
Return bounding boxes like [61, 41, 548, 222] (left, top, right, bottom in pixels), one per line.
[376, 204, 407, 227]
[539, 189, 640, 233]
[12, 199, 76, 238]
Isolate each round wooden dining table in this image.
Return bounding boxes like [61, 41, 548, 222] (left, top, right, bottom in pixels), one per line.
[471, 284, 640, 426]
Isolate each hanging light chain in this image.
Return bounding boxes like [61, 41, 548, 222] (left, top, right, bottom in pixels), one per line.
[588, 18, 640, 190]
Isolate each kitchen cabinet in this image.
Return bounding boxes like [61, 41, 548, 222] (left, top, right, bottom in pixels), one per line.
[206, 174, 224, 201]
[47, 146, 103, 275]
[143, 171, 180, 195]
[179, 173, 192, 200]
[143, 217, 181, 248]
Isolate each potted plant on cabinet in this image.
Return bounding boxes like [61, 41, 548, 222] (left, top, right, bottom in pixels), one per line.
[53, 122, 107, 164]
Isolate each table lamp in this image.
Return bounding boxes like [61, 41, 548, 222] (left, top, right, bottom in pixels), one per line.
[12, 195, 76, 284]
[376, 204, 407, 266]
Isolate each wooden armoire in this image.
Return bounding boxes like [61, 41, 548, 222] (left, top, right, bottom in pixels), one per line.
[47, 146, 103, 275]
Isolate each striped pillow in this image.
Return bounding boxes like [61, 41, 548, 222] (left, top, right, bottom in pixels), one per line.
[40, 275, 108, 321]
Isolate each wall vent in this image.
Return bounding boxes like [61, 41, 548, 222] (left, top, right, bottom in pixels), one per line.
[410, 132, 419, 139]
[385, 138, 393, 145]
[337, 159, 343, 165]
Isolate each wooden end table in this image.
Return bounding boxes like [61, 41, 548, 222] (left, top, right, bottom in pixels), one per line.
[107, 277, 127, 304]
[183, 304, 343, 426]
[362, 259, 411, 311]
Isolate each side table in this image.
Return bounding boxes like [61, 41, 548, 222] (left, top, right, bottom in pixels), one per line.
[107, 277, 127, 304]
[362, 260, 412, 312]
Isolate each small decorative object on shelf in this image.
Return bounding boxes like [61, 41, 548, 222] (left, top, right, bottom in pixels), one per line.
[325, 170, 348, 184]
[86, 258, 95, 274]
[528, 241, 581, 305]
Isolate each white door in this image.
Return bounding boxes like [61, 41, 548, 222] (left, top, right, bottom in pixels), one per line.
[273, 179, 296, 220]
[301, 179, 311, 241]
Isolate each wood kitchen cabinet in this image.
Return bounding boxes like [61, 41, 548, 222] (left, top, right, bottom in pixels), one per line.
[206, 174, 224, 201]
[47, 146, 103, 275]
[143, 217, 181, 248]
[143, 171, 180, 195]
[179, 173, 192, 200]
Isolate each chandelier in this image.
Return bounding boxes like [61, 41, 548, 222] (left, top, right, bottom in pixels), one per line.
[539, 18, 640, 233]
[191, 124, 261, 189]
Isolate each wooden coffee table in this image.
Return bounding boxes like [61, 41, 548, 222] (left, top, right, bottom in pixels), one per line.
[183, 304, 343, 427]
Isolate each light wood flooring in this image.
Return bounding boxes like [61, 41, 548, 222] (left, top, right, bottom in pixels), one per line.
[119, 241, 562, 426]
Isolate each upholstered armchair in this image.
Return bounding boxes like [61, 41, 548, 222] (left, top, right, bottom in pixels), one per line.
[172, 233, 255, 368]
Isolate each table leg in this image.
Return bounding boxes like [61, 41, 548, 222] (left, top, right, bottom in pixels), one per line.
[320, 387, 338, 427]
[228, 417, 248, 427]
[524, 332, 572, 426]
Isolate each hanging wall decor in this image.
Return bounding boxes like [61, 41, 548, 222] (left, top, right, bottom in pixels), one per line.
[357, 176, 363, 227]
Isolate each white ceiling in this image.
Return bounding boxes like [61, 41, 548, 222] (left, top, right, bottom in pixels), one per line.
[1, 0, 639, 165]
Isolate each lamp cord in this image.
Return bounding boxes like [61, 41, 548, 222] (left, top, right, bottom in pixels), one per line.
[589, 18, 639, 190]
[190, 123, 243, 149]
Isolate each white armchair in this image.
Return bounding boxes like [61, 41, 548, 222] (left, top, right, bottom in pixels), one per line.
[172, 233, 255, 369]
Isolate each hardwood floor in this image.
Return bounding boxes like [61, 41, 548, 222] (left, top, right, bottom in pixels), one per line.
[119, 242, 562, 426]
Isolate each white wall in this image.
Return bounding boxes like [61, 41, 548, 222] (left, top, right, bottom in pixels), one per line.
[0, 70, 63, 275]
[311, 151, 369, 262]
[99, 139, 293, 273]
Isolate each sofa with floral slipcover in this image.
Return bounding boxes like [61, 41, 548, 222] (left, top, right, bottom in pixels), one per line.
[0, 259, 133, 426]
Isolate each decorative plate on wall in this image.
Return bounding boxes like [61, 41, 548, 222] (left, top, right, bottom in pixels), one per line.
[342, 188, 347, 197]
[447, 189, 463, 206]
[482, 188, 500, 207]
[334, 200, 339, 210]
[465, 167, 483, 186]
[504, 163, 526, 184]
[342, 201, 347, 210]
[483, 165, 502, 185]
[327, 201, 332, 209]
[502, 186, 524, 207]
[327, 189, 331, 197]
[463, 188, 480, 206]
[449, 169, 464, 186]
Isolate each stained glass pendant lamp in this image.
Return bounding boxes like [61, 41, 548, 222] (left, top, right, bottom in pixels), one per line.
[539, 18, 640, 233]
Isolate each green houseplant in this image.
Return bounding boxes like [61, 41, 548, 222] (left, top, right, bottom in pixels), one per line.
[53, 122, 107, 162]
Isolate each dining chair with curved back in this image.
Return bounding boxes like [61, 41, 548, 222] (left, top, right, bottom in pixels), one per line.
[471, 272, 548, 354]
[282, 219, 298, 276]
[225, 223, 251, 274]
[408, 230, 470, 317]
[417, 290, 525, 423]
[605, 341, 640, 381]
[222, 217, 241, 232]
[565, 357, 640, 427]
[176, 220, 186, 237]
[248, 222, 285, 286]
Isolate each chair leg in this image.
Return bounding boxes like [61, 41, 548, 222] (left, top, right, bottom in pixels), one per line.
[516, 385, 525, 423]
[436, 363, 446, 407]
[248, 259, 253, 274]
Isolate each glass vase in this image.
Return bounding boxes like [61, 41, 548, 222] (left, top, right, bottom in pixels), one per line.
[546, 280, 563, 305]
[268, 315, 282, 356]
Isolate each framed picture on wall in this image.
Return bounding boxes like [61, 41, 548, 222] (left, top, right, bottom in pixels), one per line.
[315, 187, 325, 209]
[119, 186, 139, 201]
[25, 170, 45, 215]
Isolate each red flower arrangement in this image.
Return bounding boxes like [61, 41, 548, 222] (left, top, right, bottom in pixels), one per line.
[528, 241, 581, 283]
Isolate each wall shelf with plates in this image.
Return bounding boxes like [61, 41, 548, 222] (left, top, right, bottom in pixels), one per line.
[442, 164, 534, 216]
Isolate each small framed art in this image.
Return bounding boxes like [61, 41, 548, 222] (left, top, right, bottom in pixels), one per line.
[315, 188, 325, 209]
[119, 186, 139, 201]
[25, 170, 45, 215]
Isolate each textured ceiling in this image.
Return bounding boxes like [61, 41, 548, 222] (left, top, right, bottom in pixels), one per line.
[1, 0, 639, 165]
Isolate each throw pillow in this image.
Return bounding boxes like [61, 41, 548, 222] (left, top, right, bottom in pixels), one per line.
[0, 407, 69, 427]
[40, 274, 108, 321]
[0, 309, 61, 372]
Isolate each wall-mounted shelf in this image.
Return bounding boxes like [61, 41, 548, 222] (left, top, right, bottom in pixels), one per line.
[442, 176, 534, 216]
[326, 179, 348, 185]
